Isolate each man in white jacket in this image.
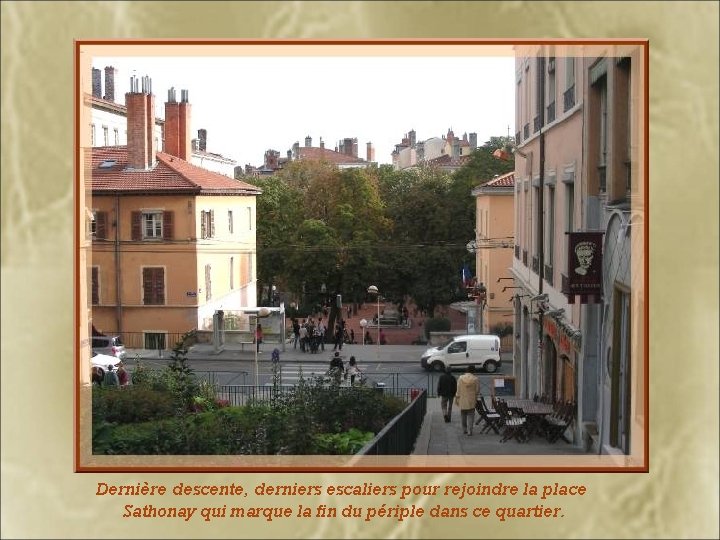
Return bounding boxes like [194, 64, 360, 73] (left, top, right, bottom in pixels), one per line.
[455, 365, 480, 435]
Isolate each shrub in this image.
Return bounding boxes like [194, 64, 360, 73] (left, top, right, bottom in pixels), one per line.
[92, 385, 176, 424]
[424, 317, 451, 339]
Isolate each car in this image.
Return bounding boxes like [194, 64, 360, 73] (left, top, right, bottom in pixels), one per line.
[91, 351, 122, 377]
[91, 335, 126, 360]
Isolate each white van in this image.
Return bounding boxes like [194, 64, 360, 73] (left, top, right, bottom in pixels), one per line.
[420, 334, 501, 373]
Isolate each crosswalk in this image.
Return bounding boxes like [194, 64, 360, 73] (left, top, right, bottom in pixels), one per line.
[260, 363, 370, 386]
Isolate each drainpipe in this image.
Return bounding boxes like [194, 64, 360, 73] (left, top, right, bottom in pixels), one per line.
[114, 195, 123, 334]
[537, 55, 546, 397]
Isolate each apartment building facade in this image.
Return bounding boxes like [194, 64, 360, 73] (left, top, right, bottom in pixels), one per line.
[89, 77, 261, 351]
[511, 44, 645, 456]
[471, 172, 515, 334]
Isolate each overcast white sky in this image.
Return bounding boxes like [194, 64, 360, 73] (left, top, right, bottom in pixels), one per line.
[93, 54, 515, 167]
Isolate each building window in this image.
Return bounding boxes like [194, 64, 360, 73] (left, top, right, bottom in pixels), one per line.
[91, 266, 99, 305]
[565, 181, 575, 269]
[201, 210, 215, 239]
[547, 56, 556, 122]
[144, 332, 167, 350]
[102, 125, 109, 146]
[131, 211, 173, 241]
[91, 124, 96, 146]
[228, 210, 234, 234]
[91, 210, 108, 240]
[114, 128, 120, 145]
[142, 267, 165, 305]
[546, 185, 555, 266]
[248, 253, 254, 283]
[230, 257, 234, 290]
[534, 185, 541, 263]
[205, 264, 212, 301]
[564, 57, 575, 111]
[610, 287, 632, 453]
[247, 206, 253, 230]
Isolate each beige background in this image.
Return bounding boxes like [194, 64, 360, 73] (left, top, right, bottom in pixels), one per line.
[1, 1, 718, 538]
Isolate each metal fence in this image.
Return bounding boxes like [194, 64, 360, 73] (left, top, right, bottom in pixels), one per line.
[110, 332, 190, 351]
[356, 389, 427, 455]
[211, 383, 419, 408]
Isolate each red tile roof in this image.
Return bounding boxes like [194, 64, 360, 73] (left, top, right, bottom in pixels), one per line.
[484, 171, 515, 187]
[426, 154, 471, 168]
[90, 147, 261, 195]
[298, 147, 366, 164]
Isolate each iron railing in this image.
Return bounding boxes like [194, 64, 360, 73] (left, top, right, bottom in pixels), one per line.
[105, 331, 190, 351]
[357, 390, 427, 455]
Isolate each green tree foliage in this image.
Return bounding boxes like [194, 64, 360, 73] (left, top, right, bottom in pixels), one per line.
[251, 135, 512, 315]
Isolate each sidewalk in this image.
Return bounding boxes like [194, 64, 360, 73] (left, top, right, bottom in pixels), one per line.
[412, 397, 587, 455]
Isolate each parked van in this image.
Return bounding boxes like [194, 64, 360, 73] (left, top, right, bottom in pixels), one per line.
[420, 334, 501, 373]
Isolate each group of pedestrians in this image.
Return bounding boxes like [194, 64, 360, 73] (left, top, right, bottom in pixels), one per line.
[291, 317, 327, 353]
[327, 352, 363, 386]
[436, 364, 480, 436]
[92, 362, 129, 388]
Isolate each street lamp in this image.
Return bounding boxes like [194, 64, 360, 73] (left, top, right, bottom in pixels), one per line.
[367, 285, 380, 360]
[254, 307, 271, 387]
[359, 319, 367, 347]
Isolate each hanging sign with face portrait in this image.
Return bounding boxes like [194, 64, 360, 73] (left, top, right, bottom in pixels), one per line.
[565, 232, 604, 295]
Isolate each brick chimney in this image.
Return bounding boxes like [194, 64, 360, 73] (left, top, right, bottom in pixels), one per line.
[125, 75, 156, 170]
[320, 137, 324, 149]
[366, 142, 375, 162]
[92, 68, 102, 98]
[305, 135, 312, 147]
[104, 66, 117, 102]
[164, 88, 192, 160]
[198, 129, 207, 152]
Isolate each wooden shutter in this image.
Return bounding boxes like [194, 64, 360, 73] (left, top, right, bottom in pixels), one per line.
[201, 211, 207, 239]
[91, 267, 99, 305]
[143, 267, 165, 305]
[131, 212, 142, 240]
[163, 211, 174, 240]
[95, 211, 107, 240]
[210, 209, 215, 238]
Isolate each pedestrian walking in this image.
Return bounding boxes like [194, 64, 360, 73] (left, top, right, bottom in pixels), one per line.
[103, 364, 120, 387]
[437, 366, 457, 423]
[292, 318, 300, 349]
[346, 356, 362, 385]
[455, 365, 480, 435]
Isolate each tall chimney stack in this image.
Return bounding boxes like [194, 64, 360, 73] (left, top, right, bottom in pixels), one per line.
[305, 135, 312, 147]
[104, 66, 117, 102]
[92, 68, 102, 98]
[125, 75, 156, 169]
[164, 87, 192, 160]
[366, 142, 375, 162]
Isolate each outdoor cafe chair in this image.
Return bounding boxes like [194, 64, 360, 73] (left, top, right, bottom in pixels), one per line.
[474, 395, 501, 434]
[542, 400, 575, 443]
[495, 399, 529, 443]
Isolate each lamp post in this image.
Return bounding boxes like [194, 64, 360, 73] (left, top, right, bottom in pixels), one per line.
[359, 319, 367, 347]
[254, 307, 271, 387]
[367, 285, 380, 360]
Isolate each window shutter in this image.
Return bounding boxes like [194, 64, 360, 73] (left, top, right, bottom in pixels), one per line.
[95, 211, 107, 240]
[210, 209, 215, 237]
[131, 212, 142, 240]
[163, 211, 174, 240]
[142, 268, 153, 304]
[91, 267, 99, 305]
[155, 268, 165, 304]
[200, 211, 206, 239]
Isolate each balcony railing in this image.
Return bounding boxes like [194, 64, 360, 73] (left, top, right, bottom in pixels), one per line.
[547, 101, 556, 123]
[533, 115, 543, 133]
[563, 85, 575, 112]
